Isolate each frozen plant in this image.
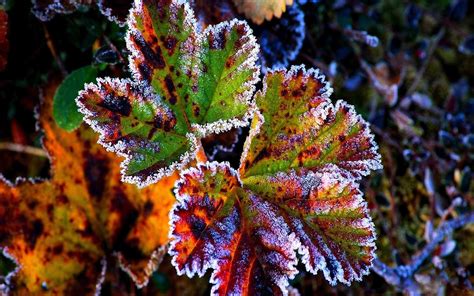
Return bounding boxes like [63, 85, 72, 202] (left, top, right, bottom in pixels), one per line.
[76, 0, 383, 294]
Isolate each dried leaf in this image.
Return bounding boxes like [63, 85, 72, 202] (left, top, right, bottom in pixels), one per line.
[78, 0, 259, 187]
[0, 79, 175, 293]
[233, 0, 294, 24]
[169, 67, 382, 295]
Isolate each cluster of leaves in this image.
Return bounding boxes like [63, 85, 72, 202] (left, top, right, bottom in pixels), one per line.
[0, 0, 473, 295]
[73, 0, 382, 294]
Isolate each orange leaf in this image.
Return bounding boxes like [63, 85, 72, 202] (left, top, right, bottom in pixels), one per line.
[232, 0, 294, 24]
[0, 79, 176, 294]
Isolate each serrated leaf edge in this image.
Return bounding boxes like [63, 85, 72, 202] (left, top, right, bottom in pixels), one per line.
[192, 18, 260, 138]
[293, 164, 377, 286]
[114, 245, 167, 289]
[96, 0, 127, 27]
[168, 161, 241, 279]
[0, 247, 21, 294]
[332, 100, 383, 178]
[76, 77, 199, 188]
[239, 65, 334, 171]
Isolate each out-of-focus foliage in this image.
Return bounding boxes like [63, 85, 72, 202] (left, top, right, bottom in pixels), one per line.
[0, 79, 176, 293]
[191, 0, 307, 70]
[232, 0, 293, 24]
[53, 64, 102, 131]
[31, 0, 131, 25]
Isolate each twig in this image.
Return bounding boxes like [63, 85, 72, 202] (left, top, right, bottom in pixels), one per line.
[103, 35, 126, 64]
[43, 24, 67, 77]
[372, 212, 474, 295]
[406, 28, 445, 96]
[0, 142, 48, 158]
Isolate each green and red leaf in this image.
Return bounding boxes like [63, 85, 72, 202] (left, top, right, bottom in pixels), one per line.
[169, 162, 299, 295]
[240, 66, 382, 179]
[169, 67, 382, 295]
[78, 0, 259, 186]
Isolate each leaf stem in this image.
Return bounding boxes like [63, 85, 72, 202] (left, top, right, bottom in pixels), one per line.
[0, 142, 48, 157]
[43, 24, 67, 77]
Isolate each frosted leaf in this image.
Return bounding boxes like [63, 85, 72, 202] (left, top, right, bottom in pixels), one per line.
[115, 245, 167, 288]
[96, 0, 131, 26]
[244, 166, 376, 285]
[240, 66, 382, 179]
[169, 162, 299, 295]
[77, 77, 194, 187]
[257, 4, 305, 70]
[78, 0, 259, 186]
[31, 0, 130, 25]
[0, 80, 173, 293]
[169, 66, 381, 294]
[0, 248, 20, 294]
[31, 0, 91, 22]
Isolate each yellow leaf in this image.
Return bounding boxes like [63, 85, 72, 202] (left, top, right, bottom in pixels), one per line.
[232, 0, 294, 24]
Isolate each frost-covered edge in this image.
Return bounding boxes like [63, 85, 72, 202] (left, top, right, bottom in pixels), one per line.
[76, 77, 199, 188]
[96, 0, 128, 27]
[115, 245, 167, 289]
[168, 161, 241, 277]
[0, 248, 21, 295]
[291, 165, 377, 286]
[191, 18, 260, 138]
[332, 99, 383, 178]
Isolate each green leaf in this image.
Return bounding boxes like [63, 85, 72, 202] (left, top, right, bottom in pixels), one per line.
[77, 0, 259, 187]
[53, 65, 100, 131]
[240, 66, 382, 179]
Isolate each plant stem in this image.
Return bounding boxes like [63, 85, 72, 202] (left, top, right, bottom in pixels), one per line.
[372, 212, 474, 295]
[0, 142, 48, 158]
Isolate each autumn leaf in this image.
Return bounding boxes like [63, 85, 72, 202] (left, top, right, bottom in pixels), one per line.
[232, 0, 294, 24]
[0, 8, 8, 71]
[77, 0, 259, 187]
[0, 79, 175, 294]
[169, 66, 382, 295]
